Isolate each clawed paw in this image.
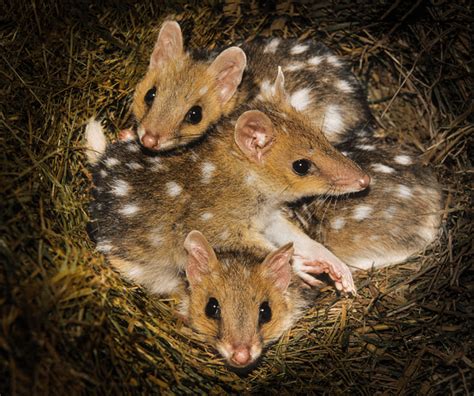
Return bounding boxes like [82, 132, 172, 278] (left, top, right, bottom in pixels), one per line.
[118, 128, 136, 142]
[294, 256, 357, 296]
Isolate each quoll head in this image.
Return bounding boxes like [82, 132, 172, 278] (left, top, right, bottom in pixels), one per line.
[233, 68, 370, 201]
[133, 21, 247, 151]
[184, 230, 298, 369]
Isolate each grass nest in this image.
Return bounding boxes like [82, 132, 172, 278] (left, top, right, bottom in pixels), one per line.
[1, 0, 472, 394]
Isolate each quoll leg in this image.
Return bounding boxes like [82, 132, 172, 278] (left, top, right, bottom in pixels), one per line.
[264, 212, 356, 295]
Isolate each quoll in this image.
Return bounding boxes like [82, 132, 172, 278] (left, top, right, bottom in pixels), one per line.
[290, 134, 443, 270]
[183, 231, 316, 368]
[126, 20, 372, 151]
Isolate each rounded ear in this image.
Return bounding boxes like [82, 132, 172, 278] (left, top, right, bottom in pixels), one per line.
[261, 243, 294, 292]
[183, 230, 218, 287]
[207, 47, 247, 104]
[234, 110, 275, 164]
[150, 21, 184, 69]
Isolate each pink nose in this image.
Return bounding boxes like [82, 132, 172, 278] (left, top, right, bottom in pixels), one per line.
[358, 174, 371, 189]
[230, 345, 251, 366]
[141, 133, 159, 149]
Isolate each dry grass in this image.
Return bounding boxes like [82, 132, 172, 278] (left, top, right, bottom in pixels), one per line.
[1, 0, 472, 394]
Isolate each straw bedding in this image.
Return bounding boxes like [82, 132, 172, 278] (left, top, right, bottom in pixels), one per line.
[1, 0, 472, 394]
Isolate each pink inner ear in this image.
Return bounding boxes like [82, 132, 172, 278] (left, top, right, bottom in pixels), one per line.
[186, 256, 203, 285]
[208, 47, 246, 104]
[235, 111, 275, 164]
[215, 64, 240, 103]
[150, 22, 183, 69]
[185, 246, 210, 286]
[272, 259, 291, 291]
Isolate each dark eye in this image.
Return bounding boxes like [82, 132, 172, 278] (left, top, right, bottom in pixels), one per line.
[292, 159, 311, 176]
[205, 297, 221, 320]
[258, 301, 272, 325]
[185, 105, 202, 124]
[144, 87, 156, 106]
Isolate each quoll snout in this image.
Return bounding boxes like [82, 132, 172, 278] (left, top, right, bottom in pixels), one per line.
[335, 172, 371, 191]
[231, 345, 251, 366]
[141, 131, 159, 149]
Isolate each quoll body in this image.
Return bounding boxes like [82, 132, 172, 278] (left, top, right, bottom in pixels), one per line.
[290, 135, 443, 270]
[131, 21, 372, 151]
[87, 86, 371, 301]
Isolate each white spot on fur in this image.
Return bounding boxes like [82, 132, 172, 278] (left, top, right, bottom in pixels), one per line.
[327, 55, 341, 67]
[147, 156, 161, 164]
[308, 56, 323, 66]
[126, 162, 143, 170]
[341, 151, 349, 157]
[353, 205, 373, 221]
[100, 169, 107, 178]
[199, 86, 209, 95]
[147, 157, 166, 171]
[111, 180, 130, 196]
[85, 119, 107, 164]
[105, 157, 120, 168]
[127, 143, 139, 152]
[397, 184, 412, 199]
[356, 130, 368, 137]
[290, 44, 309, 54]
[166, 181, 182, 197]
[284, 62, 305, 72]
[290, 88, 312, 111]
[96, 241, 113, 253]
[394, 155, 413, 165]
[336, 80, 352, 92]
[322, 105, 344, 138]
[147, 228, 163, 247]
[201, 162, 216, 184]
[263, 38, 280, 53]
[372, 163, 395, 173]
[119, 204, 139, 216]
[357, 144, 376, 151]
[201, 212, 214, 221]
[331, 217, 346, 230]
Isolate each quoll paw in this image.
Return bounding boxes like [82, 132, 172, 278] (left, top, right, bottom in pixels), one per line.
[293, 255, 357, 296]
[118, 128, 136, 142]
